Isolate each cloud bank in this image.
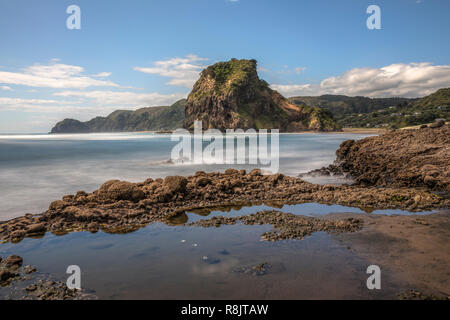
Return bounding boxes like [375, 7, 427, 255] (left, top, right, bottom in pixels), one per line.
[134, 54, 208, 88]
[0, 63, 117, 89]
[271, 62, 450, 98]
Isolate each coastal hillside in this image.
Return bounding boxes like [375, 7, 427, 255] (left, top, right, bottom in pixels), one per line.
[290, 89, 449, 129]
[337, 88, 450, 129]
[184, 58, 340, 132]
[288, 95, 414, 116]
[50, 99, 186, 133]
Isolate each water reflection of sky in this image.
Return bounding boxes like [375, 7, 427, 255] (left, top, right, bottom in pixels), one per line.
[0, 220, 402, 299]
[180, 202, 435, 224]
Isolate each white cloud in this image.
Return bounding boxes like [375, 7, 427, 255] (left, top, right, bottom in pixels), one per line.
[54, 90, 186, 108]
[0, 62, 119, 89]
[271, 62, 450, 98]
[0, 86, 13, 91]
[294, 67, 307, 74]
[93, 72, 112, 77]
[134, 54, 208, 88]
[271, 84, 318, 97]
[0, 97, 81, 113]
[257, 67, 269, 73]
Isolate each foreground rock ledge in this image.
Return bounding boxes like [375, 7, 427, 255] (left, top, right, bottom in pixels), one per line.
[1, 169, 449, 243]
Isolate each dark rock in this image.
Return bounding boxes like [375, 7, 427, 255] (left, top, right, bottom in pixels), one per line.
[87, 222, 99, 232]
[10, 230, 26, 241]
[224, 168, 239, 175]
[269, 173, 284, 184]
[163, 176, 188, 194]
[3, 255, 23, 268]
[249, 169, 262, 176]
[49, 200, 69, 211]
[25, 284, 37, 292]
[0, 270, 14, 281]
[23, 265, 37, 274]
[26, 223, 46, 235]
[98, 180, 145, 202]
[196, 177, 212, 187]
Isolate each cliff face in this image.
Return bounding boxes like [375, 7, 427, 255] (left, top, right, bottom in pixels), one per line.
[51, 99, 186, 133]
[184, 58, 340, 132]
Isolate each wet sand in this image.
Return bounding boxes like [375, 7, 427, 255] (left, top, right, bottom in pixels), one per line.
[330, 210, 450, 298]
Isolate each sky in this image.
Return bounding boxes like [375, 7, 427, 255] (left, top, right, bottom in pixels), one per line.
[0, 0, 450, 133]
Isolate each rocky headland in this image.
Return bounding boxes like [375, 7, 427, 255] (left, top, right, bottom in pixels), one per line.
[184, 58, 340, 132]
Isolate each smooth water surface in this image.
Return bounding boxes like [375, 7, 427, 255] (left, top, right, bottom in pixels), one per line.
[0, 215, 403, 299]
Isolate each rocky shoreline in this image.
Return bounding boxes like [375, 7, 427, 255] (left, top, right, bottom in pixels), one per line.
[1, 168, 448, 244]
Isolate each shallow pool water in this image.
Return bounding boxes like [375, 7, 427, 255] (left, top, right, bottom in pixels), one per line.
[173, 202, 436, 225]
[0, 202, 419, 299]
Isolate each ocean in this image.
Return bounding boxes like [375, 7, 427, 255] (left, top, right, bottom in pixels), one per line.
[0, 132, 372, 221]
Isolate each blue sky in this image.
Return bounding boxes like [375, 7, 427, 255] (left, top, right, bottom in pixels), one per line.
[1, 0, 449, 132]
